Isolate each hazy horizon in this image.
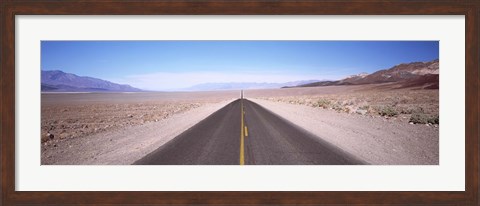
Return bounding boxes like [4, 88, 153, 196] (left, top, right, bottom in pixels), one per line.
[41, 41, 439, 91]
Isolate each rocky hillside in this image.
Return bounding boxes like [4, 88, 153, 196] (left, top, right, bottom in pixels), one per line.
[42, 70, 142, 92]
[298, 59, 439, 89]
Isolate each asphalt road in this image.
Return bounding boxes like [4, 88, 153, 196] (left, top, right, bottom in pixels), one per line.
[134, 99, 364, 165]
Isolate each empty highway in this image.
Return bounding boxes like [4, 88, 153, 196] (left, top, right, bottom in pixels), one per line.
[134, 99, 364, 165]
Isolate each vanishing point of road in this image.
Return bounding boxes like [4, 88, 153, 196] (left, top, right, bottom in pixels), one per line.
[134, 96, 364, 165]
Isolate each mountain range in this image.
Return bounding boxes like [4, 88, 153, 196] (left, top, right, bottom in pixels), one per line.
[182, 80, 320, 91]
[293, 59, 439, 89]
[42, 59, 439, 92]
[41, 70, 142, 92]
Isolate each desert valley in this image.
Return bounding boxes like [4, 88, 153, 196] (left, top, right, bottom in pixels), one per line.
[41, 59, 439, 165]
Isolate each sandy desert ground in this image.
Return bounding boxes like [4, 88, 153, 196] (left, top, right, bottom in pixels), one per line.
[41, 91, 238, 164]
[41, 84, 438, 165]
[246, 83, 439, 124]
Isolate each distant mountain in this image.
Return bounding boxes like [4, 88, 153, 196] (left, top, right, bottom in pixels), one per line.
[183, 80, 320, 91]
[296, 59, 439, 89]
[41, 70, 142, 92]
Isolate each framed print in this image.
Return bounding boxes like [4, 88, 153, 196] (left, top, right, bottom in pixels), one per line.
[1, 0, 479, 205]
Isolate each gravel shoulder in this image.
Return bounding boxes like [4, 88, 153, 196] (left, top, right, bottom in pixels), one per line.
[41, 99, 235, 165]
[248, 98, 439, 165]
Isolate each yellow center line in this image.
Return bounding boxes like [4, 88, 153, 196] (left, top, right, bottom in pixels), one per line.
[240, 99, 245, 165]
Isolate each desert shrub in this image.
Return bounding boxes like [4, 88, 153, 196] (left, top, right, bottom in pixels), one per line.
[378, 105, 398, 117]
[411, 107, 424, 114]
[398, 107, 408, 114]
[344, 106, 351, 113]
[355, 105, 369, 115]
[358, 105, 370, 110]
[409, 113, 439, 124]
[341, 100, 355, 106]
[331, 102, 343, 112]
[428, 114, 439, 124]
[313, 99, 331, 109]
[409, 113, 429, 124]
[400, 106, 424, 114]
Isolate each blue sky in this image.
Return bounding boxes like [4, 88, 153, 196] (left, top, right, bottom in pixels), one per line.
[41, 41, 439, 91]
